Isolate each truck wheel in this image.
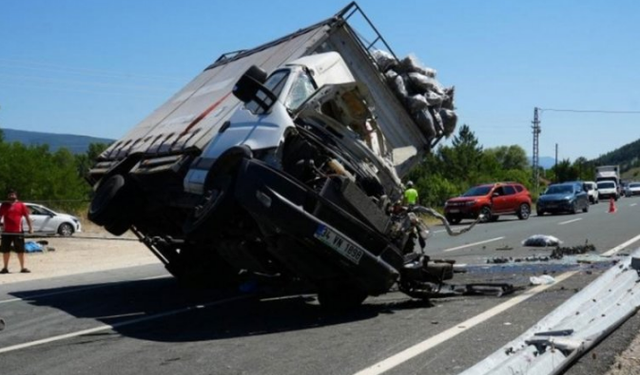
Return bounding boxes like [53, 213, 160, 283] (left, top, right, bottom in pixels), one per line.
[89, 174, 128, 226]
[317, 286, 368, 311]
[104, 219, 132, 236]
[517, 203, 530, 220]
[184, 146, 252, 237]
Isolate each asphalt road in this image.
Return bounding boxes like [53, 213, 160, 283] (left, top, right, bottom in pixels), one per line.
[1, 198, 640, 375]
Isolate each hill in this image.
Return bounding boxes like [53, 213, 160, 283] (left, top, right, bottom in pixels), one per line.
[528, 156, 556, 169]
[592, 138, 640, 175]
[1, 128, 114, 154]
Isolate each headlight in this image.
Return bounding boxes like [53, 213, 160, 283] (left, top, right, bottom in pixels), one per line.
[465, 200, 477, 206]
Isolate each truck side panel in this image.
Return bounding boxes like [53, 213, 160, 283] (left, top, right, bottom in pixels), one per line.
[100, 25, 330, 163]
[318, 25, 428, 175]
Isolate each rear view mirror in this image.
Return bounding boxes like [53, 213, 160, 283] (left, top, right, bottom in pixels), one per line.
[233, 65, 277, 112]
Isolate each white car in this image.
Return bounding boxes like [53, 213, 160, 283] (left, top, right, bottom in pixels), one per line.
[625, 182, 640, 197]
[584, 181, 599, 204]
[596, 181, 619, 201]
[25, 203, 82, 236]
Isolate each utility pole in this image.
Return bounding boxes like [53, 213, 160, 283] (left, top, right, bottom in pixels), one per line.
[532, 107, 541, 193]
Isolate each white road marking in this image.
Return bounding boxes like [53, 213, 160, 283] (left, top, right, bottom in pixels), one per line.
[441, 237, 505, 252]
[602, 233, 640, 256]
[0, 295, 251, 354]
[352, 271, 578, 375]
[631, 203, 637, 207]
[558, 218, 582, 225]
[433, 230, 446, 234]
[355, 233, 640, 375]
[0, 275, 171, 305]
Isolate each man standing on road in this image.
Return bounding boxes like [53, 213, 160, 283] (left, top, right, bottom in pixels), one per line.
[404, 181, 419, 206]
[0, 189, 33, 274]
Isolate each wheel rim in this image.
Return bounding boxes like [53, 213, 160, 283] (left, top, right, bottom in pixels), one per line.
[480, 207, 491, 222]
[520, 204, 530, 218]
[59, 224, 73, 236]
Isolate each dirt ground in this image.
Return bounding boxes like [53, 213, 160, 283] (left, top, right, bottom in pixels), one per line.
[0, 222, 158, 285]
[0, 221, 638, 373]
[605, 342, 640, 375]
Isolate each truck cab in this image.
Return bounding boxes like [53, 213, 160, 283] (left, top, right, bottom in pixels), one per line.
[185, 52, 400, 199]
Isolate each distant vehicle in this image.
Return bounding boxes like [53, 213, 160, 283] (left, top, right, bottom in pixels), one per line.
[25, 203, 81, 236]
[595, 165, 621, 198]
[584, 181, 599, 204]
[625, 182, 640, 197]
[444, 182, 532, 224]
[536, 182, 590, 216]
[597, 180, 619, 201]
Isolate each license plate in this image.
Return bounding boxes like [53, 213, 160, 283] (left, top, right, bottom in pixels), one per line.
[314, 224, 364, 265]
[448, 209, 460, 213]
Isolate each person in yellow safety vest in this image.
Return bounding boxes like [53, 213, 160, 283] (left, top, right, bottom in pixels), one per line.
[404, 181, 419, 206]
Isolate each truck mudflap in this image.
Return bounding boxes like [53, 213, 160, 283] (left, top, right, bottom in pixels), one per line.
[233, 158, 402, 295]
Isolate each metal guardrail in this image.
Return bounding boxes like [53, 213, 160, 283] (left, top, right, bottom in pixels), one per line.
[459, 248, 640, 375]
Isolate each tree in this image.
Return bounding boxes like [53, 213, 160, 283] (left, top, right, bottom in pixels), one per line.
[485, 145, 529, 171]
[75, 142, 111, 179]
[441, 124, 483, 183]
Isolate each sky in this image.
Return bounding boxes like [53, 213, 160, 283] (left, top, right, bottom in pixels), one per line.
[1, 0, 639, 161]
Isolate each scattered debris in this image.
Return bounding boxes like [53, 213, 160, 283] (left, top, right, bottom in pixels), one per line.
[522, 234, 562, 247]
[529, 275, 556, 285]
[496, 245, 513, 251]
[551, 242, 596, 259]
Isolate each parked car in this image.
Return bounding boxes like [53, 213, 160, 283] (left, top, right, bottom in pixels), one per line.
[597, 180, 619, 201]
[25, 203, 81, 236]
[536, 182, 589, 216]
[444, 182, 532, 224]
[584, 181, 599, 204]
[625, 182, 640, 197]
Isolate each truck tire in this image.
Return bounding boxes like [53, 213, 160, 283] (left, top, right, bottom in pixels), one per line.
[184, 146, 252, 237]
[104, 219, 132, 236]
[88, 174, 127, 226]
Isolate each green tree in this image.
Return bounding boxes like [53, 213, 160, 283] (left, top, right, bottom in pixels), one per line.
[485, 145, 529, 171]
[440, 124, 483, 183]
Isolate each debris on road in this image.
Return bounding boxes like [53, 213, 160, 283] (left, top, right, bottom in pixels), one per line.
[522, 234, 562, 247]
[460, 248, 640, 375]
[550, 242, 597, 258]
[496, 245, 514, 251]
[529, 275, 556, 285]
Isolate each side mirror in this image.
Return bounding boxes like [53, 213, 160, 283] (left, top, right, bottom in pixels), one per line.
[233, 65, 277, 112]
[492, 192, 500, 197]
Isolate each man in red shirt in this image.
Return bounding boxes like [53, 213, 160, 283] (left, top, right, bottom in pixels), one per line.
[0, 189, 33, 274]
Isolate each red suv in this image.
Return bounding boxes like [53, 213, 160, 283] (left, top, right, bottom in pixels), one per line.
[444, 182, 532, 224]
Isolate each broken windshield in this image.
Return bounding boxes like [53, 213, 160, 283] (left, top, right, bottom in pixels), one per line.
[284, 71, 316, 110]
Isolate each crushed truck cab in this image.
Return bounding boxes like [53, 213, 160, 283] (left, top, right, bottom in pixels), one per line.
[87, 3, 501, 309]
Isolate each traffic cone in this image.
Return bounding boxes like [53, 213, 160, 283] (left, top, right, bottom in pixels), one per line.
[608, 197, 617, 214]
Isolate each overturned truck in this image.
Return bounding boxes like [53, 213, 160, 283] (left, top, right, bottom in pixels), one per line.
[87, 3, 495, 309]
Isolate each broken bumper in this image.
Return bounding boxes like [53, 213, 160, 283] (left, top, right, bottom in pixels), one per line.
[234, 159, 403, 295]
